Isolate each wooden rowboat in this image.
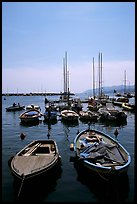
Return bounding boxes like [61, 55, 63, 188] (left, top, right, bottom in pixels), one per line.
[71, 128, 131, 175]
[60, 109, 79, 122]
[19, 109, 42, 124]
[9, 139, 61, 181]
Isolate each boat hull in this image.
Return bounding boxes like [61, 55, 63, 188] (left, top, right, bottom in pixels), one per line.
[19, 109, 41, 124]
[6, 106, 25, 112]
[9, 140, 61, 181]
[74, 129, 131, 175]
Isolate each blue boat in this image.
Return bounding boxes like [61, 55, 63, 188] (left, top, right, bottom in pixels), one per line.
[71, 128, 131, 176]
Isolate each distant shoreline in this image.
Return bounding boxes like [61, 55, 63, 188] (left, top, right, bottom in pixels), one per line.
[2, 92, 75, 96]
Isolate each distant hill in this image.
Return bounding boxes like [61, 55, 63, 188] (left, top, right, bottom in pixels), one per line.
[77, 85, 135, 95]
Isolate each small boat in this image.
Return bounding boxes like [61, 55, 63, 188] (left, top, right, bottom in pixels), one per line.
[88, 97, 102, 111]
[44, 103, 58, 122]
[71, 98, 83, 113]
[43, 110, 58, 121]
[19, 109, 42, 124]
[71, 128, 131, 175]
[79, 110, 99, 122]
[6, 103, 25, 112]
[26, 104, 41, 111]
[98, 103, 127, 122]
[9, 139, 61, 181]
[60, 109, 79, 122]
[122, 102, 135, 112]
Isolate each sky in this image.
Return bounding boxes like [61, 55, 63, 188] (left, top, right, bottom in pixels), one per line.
[2, 2, 135, 94]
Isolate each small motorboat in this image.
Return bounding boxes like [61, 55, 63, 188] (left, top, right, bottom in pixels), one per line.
[98, 103, 127, 122]
[122, 102, 135, 112]
[6, 103, 25, 112]
[26, 104, 41, 111]
[43, 110, 58, 121]
[79, 110, 99, 122]
[87, 97, 102, 111]
[60, 109, 79, 122]
[19, 109, 42, 124]
[9, 139, 61, 181]
[71, 128, 131, 176]
[44, 103, 58, 121]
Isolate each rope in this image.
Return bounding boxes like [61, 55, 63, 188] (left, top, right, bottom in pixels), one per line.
[17, 174, 25, 198]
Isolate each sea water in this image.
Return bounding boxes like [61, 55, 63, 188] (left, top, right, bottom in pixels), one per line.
[2, 95, 135, 202]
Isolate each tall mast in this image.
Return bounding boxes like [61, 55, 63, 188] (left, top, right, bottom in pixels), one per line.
[98, 52, 101, 97]
[63, 57, 66, 93]
[100, 52, 103, 96]
[124, 70, 126, 94]
[93, 57, 95, 99]
[65, 51, 68, 93]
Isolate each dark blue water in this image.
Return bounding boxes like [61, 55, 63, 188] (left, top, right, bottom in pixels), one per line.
[2, 95, 135, 202]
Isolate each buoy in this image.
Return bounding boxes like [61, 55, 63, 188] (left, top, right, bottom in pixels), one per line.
[20, 133, 26, 140]
[70, 143, 74, 151]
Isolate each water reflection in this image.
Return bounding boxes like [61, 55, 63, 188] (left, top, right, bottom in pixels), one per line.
[74, 161, 130, 202]
[12, 164, 62, 202]
[19, 121, 40, 127]
[61, 120, 79, 127]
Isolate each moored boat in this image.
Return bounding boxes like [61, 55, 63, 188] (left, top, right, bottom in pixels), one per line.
[6, 103, 25, 112]
[71, 128, 131, 176]
[26, 104, 41, 111]
[9, 139, 61, 181]
[122, 102, 135, 112]
[98, 103, 127, 122]
[19, 109, 42, 124]
[60, 109, 79, 122]
[79, 110, 99, 122]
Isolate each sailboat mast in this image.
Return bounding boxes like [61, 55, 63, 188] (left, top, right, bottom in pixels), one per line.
[100, 52, 103, 96]
[124, 70, 126, 94]
[98, 52, 101, 97]
[65, 51, 68, 94]
[93, 57, 95, 99]
[63, 57, 66, 93]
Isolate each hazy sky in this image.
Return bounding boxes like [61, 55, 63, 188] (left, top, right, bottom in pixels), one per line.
[2, 2, 135, 93]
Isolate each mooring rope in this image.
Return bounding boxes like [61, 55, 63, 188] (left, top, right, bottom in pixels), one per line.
[17, 174, 25, 198]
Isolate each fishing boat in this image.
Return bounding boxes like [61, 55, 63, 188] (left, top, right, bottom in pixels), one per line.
[60, 109, 79, 122]
[122, 102, 135, 112]
[79, 110, 99, 122]
[71, 128, 131, 175]
[9, 139, 61, 181]
[19, 109, 42, 124]
[6, 103, 25, 112]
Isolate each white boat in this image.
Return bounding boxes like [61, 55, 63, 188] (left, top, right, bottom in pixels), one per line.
[122, 103, 135, 112]
[26, 104, 41, 111]
[9, 139, 61, 181]
[19, 109, 42, 124]
[71, 128, 131, 175]
[60, 109, 79, 122]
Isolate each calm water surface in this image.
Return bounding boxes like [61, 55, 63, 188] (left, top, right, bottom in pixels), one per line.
[2, 95, 135, 202]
